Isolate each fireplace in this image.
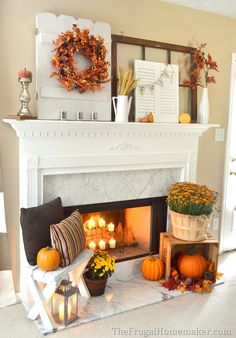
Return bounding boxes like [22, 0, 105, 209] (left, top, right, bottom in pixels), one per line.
[3, 118, 215, 302]
[64, 197, 167, 262]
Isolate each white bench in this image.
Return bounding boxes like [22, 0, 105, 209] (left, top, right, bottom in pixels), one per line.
[27, 249, 93, 332]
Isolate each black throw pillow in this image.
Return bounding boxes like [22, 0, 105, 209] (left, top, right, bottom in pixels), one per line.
[20, 197, 64, 265]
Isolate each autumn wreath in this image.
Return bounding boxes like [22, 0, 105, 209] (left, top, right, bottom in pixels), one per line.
[50, 24, 110, 93]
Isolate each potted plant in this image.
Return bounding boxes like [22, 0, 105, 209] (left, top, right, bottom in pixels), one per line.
[84, 250, 116, 296]
[167, 182, 217, 241]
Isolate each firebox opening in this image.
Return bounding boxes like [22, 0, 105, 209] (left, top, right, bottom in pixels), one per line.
[63, 197, 167, 262]
[81, 206, 151, 260]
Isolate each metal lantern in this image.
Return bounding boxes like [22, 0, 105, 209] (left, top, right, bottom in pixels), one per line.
[51, 280, 78, 326]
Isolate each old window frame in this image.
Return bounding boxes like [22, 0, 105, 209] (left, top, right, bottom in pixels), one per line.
[111, 34, 197, 122]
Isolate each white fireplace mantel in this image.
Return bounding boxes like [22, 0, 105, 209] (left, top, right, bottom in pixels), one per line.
[4, 119, 218, 208]
[4, 119, 218, 205]
[3, 119, 218, 301]
[4, 119, 217, 139]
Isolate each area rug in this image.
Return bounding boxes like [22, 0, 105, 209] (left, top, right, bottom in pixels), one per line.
[25, 270, 223, 336]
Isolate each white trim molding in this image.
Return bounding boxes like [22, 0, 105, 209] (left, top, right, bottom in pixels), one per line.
[4, 120, 216, 139]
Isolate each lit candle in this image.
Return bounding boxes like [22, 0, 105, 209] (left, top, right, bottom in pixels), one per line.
[59, 303, 72, 322]
[109, 238, 116, 249]
[99, 240, 106, 250]
[107, 222, 115, 232]
[98, 218, 106, 228]
[68, 303, 72, 320]
[87, 219, 96, 230]
[58, 303, 64, 322]
[88, 241, 96, 250]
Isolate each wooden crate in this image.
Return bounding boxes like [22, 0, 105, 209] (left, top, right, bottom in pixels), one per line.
[159, 232, 219, 280]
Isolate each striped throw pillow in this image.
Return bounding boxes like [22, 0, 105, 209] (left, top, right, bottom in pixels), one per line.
[50, 210, 86, 267]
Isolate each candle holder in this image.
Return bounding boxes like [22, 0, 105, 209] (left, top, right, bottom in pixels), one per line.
[51, 280, 78, 326]
[18, 77, 32, 117]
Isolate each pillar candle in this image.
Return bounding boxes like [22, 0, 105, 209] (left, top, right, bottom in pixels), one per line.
[98, 218, 106, 228]
[107, 223, 115, 232]
[87, 219, 96, 230]
[88, 241, 96, 250]
[98, 240, 106, 250]
[18, 68, 32, 79]
[59, 303, 71, 322]
[109, 238, 116, 249]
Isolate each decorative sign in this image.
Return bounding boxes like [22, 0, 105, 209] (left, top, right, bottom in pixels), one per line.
[35, 13, 111, 120]
[134, 60, 179, 123]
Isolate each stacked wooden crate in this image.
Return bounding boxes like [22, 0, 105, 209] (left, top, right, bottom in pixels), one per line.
[159, 232, 219, 280]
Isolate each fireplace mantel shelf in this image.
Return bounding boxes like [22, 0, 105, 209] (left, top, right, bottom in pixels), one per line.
[3, 119, 219, 139]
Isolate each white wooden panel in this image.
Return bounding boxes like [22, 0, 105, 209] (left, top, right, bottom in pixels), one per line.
[158, 64, 179, 123]
[135, 60, 157, 121]
[40, 86, 110, 100]
[39, 32, 57, 45]
[35, 12, 111, 120]
[134, 60, 179, 123]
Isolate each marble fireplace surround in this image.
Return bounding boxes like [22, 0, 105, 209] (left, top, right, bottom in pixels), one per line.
[4, 119, 216, 302]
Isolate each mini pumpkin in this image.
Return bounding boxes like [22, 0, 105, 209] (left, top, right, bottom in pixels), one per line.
[37, 247, 60, 271]
[141, 256, 164, 281]
[177, 254, 207, 279]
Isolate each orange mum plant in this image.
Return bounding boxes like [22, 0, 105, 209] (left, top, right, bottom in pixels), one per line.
[167, 182, 217, 216]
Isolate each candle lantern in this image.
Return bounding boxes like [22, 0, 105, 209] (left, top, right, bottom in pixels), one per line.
[51, 280, 78, 326]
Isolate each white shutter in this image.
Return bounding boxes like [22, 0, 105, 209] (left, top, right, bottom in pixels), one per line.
[134, 60, 179, 123]
[134, 60, 157, 122]
[35, 13, 111, 120]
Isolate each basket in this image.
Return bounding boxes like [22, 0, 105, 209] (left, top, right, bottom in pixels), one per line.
[169, 209, 210, 241]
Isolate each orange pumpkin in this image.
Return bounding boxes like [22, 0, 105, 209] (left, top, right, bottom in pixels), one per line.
[37, 247, 60, 271]
[177, 254, 207, 279]
[141, 256, 164, 281]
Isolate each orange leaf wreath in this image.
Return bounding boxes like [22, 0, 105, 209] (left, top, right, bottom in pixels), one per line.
[50, 24, 110, 93]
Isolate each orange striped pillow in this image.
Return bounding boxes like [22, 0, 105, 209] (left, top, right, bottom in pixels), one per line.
[50, 210, 85, 267]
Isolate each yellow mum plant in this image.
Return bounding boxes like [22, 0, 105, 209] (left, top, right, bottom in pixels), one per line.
[86, 250, 116, 280]
[167, 182, 217, 216]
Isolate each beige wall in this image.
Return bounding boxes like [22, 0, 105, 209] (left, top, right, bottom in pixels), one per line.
[0, 0, 235, 291]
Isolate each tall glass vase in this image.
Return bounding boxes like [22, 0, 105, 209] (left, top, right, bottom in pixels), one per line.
[198, 87, 209, 124]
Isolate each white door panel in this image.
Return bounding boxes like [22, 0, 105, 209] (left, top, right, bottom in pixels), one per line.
[221, 53, 236, 251]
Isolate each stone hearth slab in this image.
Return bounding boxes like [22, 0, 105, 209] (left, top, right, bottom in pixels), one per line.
[25, 270, 223, 335]
[29, 271, 184, 335]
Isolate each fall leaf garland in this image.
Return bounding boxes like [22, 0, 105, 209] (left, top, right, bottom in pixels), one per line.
[50, 24, 110, 93]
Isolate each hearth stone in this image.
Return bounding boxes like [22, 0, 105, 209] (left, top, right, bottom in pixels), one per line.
[24, 256, 224, 335]
[25, 257, 183, 335]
